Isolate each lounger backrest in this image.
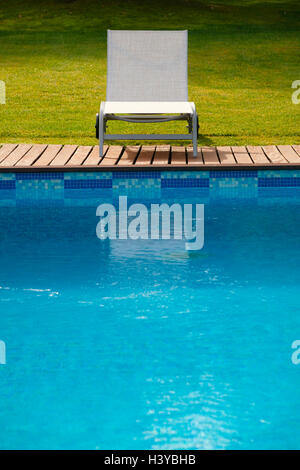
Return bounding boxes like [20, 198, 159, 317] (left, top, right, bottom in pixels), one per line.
[106, 30, 188, 102]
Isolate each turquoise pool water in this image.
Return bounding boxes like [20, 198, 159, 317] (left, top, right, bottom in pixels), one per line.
[0, 191, 300, 449]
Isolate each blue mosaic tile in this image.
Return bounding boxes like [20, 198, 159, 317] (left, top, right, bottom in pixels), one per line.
[113, 171, 161, 179]
[1, 168, 300, 203]
[161, 178, 209, 188]
[16, 172, 64, 180]
[209, 176, 258, 199]
[65, 179, 112, 189]
[64, 172, 112, 180]
[210, 177, 257, 189]
[210, 170, 258, 178]
[0, 180, 15, 190]
[258, 177, 300, 187]
[258, 170, 300, 178]
[112, 179, 161, 199]
[113, 179, 160, 189]
[0, 173, 15, 181]
[16, 180, 64, 199]
[161, 171, 209, 179]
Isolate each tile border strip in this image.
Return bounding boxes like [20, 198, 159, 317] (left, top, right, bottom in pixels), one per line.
[0, 170, 300, 201]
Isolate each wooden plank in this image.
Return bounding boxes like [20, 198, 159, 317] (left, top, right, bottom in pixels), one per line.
[187, 146, 203, 165]
[171, 146, 186, 165]
[2, 143, 300, 170]
[83, 145, 108, 166]
[134, 146, 155, 166]
[217, 146, 236, 165]
[231, 146, 253, 164]
[262, 145, 288, 164]
[246, 146, 270, 164]
[202, 146, 219, 165]
[50, 145, 78, 166]
[292, 145, 300, 157]
[152, 145, 170, 165]
[277, 145, 300, 164]
[99, 146, 123, 166]
[0, 144, 32, 167]
[65, 145, 92, 166]
[15, 144, 47, 167]
[33, 144, 62, 167]
[117, 145, 140, 166]
[0, 143, 18, 163]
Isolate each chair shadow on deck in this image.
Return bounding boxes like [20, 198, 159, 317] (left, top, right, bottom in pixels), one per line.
[104, 134, 214, 149]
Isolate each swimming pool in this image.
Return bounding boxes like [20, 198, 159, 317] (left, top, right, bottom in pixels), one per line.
[0, 170, 300, 449]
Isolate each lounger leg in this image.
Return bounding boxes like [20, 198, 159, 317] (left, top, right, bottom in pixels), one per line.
[191, 105, 198, 157]
[99, 103, 105, 157]
[99, 129, 104, 157]
[192, 116, 198, 157]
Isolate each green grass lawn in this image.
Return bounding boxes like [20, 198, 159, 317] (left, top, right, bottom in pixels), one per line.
[0, 0, 299, 146]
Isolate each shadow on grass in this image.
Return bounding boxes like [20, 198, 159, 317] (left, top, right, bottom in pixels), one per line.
[197, 134, 214, 146]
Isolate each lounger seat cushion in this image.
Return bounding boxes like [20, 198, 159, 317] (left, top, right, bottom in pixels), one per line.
[103, 101, 194, 115]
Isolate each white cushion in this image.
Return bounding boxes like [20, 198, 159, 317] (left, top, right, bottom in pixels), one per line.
[103, 101, 193, 115]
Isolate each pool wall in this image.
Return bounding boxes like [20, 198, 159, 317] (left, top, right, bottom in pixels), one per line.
[0, 170, 300, 205]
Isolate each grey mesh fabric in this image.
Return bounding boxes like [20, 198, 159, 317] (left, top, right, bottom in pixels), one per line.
[106, 30, 188, 102]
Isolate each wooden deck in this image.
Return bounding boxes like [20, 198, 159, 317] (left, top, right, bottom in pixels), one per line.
[0, 143, 300, 172]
